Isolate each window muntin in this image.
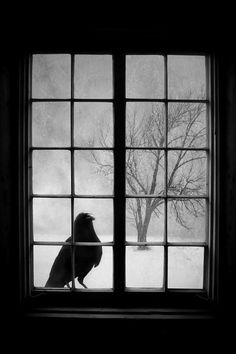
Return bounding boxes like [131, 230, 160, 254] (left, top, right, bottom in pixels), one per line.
[29, 53, 212, 295]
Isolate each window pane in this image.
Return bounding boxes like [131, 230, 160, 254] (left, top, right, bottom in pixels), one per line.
[168, 55, 206, 99]
[126, 102, 166, 148]
[74, 55, 113, 98]
[126, 149, 165, 196]
[168, 103, 207, 148]
[33, 150, 71, 194]
[126, 55, 164, 98]
[126, 246, 164, 288]
[34, 245, 71, 288]
[168, 199, 206, 242]
[32, 54, 71, 98]
[32, 102, 70, 147]
[33, 198, 71, 242]
[75, 150, 113, 195]
[74, 103, 113, 147]
[168, 150, 207, 196]
[75, 246, 112, 289]
[74, 199, 113, 242]
[168, 246, 204, 289]
[126, 198, 164, 242]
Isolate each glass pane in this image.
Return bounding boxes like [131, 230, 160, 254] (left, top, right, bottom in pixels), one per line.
[126, 102, 166, 147]
[75, 246, 112, 289]
[126, 246, 164, 288]
[34, 245, 72, 288]
[168, 199, 206, 242]
[168, 150, 207, 196]
[33, 150, 71, 194]
[168, 55, 206, 99]
[74, 103, 113, 147]
[74, 199, 113, 242]
[74, 55, 113, 98]
[75, 150, 113, 195]
[32, 102, 70, 147]
[126, 198, 164, 242]
[168, 246, 204, 289]
[126, 149, 165, 196]
[33, 198, 71, 242]
[32, 54, 71, 98]
[168, 103, 207, 148]
[126, 55, 164, 98]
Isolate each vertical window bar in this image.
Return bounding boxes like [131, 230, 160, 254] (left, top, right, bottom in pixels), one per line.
[205, 55, 212, 294]
[164, 54, 168, 291]
[71, 54, 75, 290]
[28, 55, 34, 292]
[113, 53, 126, 292]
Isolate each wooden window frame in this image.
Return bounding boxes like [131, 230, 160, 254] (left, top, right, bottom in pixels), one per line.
[19, 49, 219, 316]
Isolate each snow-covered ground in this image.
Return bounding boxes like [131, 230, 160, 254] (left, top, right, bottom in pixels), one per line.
[34, 236, 204, 289]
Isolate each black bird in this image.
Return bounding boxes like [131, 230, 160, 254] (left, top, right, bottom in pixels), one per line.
[45, 213, 102, 288]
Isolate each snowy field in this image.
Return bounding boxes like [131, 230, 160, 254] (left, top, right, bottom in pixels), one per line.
[34, 236, 204, 290]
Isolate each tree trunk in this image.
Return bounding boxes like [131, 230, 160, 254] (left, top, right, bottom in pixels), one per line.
[137, 209, 152, 250]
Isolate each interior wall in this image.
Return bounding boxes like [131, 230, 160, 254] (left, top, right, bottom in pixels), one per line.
[0, 27, 236, 346]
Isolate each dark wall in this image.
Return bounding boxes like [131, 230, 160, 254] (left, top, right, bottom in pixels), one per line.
[1, 24, 236, 348]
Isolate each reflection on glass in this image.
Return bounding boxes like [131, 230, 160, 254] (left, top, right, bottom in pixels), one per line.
[74, 199, 113, 242]
[168, 246, 204, 288]
[32, 54, 71, 98]
[168, 199, 206, 242]
[74, 55, 113, 98]
[168, 103, 207, 148]
[126, 102, 166, 147]
[126, 55, 164, 98]
[75, 246, 112, 289]
[74, 103, 113, 147]
[33, 150, 71, 194]
[126, 198, 164, 242]
[34, 245, 71, 288]
[75, 150, 113, 195]
[168, 150, 207, 196]
[32, 102, 70, 147]
[126, 246, 164, 288]
[168, 55, 206, 99]
[126, 149, 165, 196]
[33, 198, 71, 242]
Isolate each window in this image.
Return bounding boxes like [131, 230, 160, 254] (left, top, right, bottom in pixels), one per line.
[25, 51, 216, 308]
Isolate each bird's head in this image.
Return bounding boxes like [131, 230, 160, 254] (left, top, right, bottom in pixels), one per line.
[74, 213, 95, 225]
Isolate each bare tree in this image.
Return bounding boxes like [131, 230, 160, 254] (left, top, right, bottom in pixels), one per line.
[87, 98, 207, 245]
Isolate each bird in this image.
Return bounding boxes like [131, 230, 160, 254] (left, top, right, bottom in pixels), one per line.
[45, 213, 102, 288]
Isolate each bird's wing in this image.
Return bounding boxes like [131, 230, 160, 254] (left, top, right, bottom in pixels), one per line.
[94, 246, 102, 267]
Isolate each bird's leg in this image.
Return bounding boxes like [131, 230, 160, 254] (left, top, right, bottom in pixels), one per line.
[77, 279, 87, 288]
[66, 282, 71, 289]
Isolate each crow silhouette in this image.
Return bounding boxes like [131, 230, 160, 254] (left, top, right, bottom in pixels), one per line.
[45, 213, 102, 288]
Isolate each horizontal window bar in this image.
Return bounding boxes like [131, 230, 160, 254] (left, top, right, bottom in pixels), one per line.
[167, 242, 208, 247]
[125, 242, 207, 247]
[33, 287, 114, 292]
[32, 194, 114, 198]
[31, 147, 114, 151]
[125, 147, 209, 151]
[125, 241, 165, 246]
[125, 195, 208, 199]
[125, 98, 209, 103]
[31, 98, 114, 102]
[33, 241, 113, 246]
[125, 287, 165, 292]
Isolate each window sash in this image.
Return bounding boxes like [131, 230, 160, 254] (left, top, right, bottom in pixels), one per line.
[28, 53, 213, 295]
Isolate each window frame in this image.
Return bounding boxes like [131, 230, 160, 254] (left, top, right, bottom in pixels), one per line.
[19, 49, 219, 315]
